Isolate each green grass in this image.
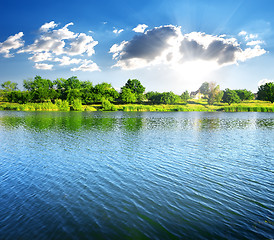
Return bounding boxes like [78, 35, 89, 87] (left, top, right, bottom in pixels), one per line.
[0, 99, 273, 112]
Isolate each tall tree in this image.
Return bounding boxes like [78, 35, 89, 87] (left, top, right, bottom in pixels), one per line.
[207, 82, 223, 105]
[222, 89, 241, 105]
[235, 89, 254, 101]
[120, 88, 137, 103]
[199, 82, 210, 96]
[257, 82, 274, 103]
[181, 90, 190, 102]
[122, 79, 145, 95]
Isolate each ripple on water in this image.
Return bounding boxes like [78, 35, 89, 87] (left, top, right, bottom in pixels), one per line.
[0, 111, 273, 239]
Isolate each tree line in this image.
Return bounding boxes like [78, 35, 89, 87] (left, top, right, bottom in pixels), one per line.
[0, 76, 273, 105]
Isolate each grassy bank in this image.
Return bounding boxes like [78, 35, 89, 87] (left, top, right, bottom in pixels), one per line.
[0, 100, 273, 112]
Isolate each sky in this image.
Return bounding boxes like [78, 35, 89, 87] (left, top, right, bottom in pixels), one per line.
[1, 0, 274, 93]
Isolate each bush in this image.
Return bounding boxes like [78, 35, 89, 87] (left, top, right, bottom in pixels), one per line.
[101, 99, 117, 111]
[55, 99, 70, 111]
[71, 98, 83, 111]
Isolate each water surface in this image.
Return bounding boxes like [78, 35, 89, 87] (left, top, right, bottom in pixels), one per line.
[0, 111, 273, 239]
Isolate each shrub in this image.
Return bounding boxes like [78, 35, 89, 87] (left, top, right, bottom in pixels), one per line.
[71, 98, 83, 111]
[101, 99, 117, 111]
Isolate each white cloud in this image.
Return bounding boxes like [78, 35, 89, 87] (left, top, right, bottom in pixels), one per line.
[34, 63, 53, 70]
[40, 21, 58, 32]
[246, 33, 258, 40]
[110, 25, 267, 70]
[28, 52, 53, 62]
[238, 31, 247, 36]
[66, 33, 98, 56]
[109, 41, 128, 59]
[71, 60, 100, 72]
[16, 21, 99, 71]
[19, 22, 98, 57]
[54, 56, 82, 66]
[237, 45, 266, 61]
[132, 24, 148, 33]
[258, 79, 273, 87]
[113, 28, 124, 34]
[0, 32, 24, 57]
[246, 40, 264, 46]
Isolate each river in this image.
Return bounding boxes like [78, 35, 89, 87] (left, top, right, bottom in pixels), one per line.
[0, 111, 273, 239]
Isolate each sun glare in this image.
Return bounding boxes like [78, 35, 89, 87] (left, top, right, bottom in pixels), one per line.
[174, 60, 220, 90]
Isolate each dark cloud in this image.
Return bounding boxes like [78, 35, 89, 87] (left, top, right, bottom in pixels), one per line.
[180, 38, 241, 65]
[179, 39, 205, 60]
[120, 26, 178, 61]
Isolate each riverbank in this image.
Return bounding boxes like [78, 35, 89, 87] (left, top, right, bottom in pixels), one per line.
[0, 100, 273, 112]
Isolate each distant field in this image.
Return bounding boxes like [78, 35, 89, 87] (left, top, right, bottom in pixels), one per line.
[0, 100, 273, 112]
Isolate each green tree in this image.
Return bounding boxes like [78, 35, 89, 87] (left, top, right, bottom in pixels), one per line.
[1, 81, 18, 91]
[235, 89, 254, 101]
[257, 82, 274, 103]
[121, 79, 145, 102]
[160, 92, 180, 104]
[199, 82, 210, 96]
[93, 82, 119, 103]
[122, 79, 145, 95]
[23, 76, 55, 102]
[120, 88, 137, 103]
[222, 89, 241, 105]
[81, 81, 94, 104]
[181, 90, 190, 102]
[207, 82, 223, 105]
[146, 91, 161, 104]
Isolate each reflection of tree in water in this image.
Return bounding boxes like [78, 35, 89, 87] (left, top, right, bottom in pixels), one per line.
[90, 117, 117, 131]
[0, 116, 25, 129]
[196, 118, 221, 130]
[0, 112, 117, 131]
[1, 112, 273, 132]
[122, 117, 143, 132]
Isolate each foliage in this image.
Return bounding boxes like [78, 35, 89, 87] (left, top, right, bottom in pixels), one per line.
[235, 89, 254, 101]
[71, 98, 83, 111]
[93, 82, 119, 103]
[159, 92, 180, 104]
[120, 88, 137, 103]
[197, 81, 223, 104]
[121, 79, 145, 102]
[55, 99, 70, 111]
[101, 99, 117, 111]
[222, 89, 241, 105]
[181, 91, 190, 102]
[257, 82, 274, 103]
[1, 81, 18, 92]
[199, 82, 210, 95]
[122, 79, 145, 95]
[23, 76, 56, 102]
[146, 91, 180, 104]
[207, 82, 223, 105]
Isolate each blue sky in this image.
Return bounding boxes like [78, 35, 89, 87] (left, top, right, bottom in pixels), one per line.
[1, 0, 274, 93]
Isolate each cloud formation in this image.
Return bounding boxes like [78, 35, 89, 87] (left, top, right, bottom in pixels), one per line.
[113, 28, 124, 34]
[110, 25, 267, 70]
[71, 60, 101, 72]
[258, 78, 273, 87]
[110, 25, 181, 69]
[40, 21, 58, 32]
[0, 32, 24, 58]
[34, 63, 53, 70]
[132, 24, 148, 33]
[18, 21, 100, 71]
